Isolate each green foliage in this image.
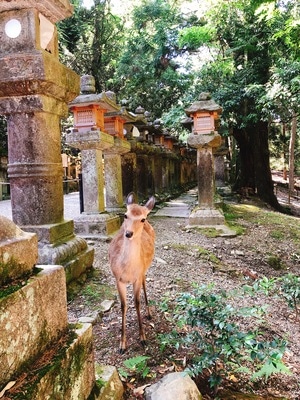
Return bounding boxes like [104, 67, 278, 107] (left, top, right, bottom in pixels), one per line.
[114, 0, 194, 118]
[59, 0, 125, 92]
[118, 355, 150, 379]
[280, 273, 300, 320]
[246, 274, 300, 320]
[179, 25, 216, 50]
[266, 255, 286, 270]
[159, 284, 290, 392]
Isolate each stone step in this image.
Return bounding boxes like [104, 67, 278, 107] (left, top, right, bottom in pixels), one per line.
[0, 265, 68, 387]
[5, 323, 96, 400]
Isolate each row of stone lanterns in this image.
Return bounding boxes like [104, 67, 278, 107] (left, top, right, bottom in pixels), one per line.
[66, 75, 198, 236]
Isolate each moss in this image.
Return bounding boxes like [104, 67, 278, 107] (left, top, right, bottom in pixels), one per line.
[0, 282, 24, 299]
[8, 328, 78, 399]
[0, 256, 24, 286]
[197, 247, 220, 264]
[267, 255, 286, 271]
[0, 268, 41, 300]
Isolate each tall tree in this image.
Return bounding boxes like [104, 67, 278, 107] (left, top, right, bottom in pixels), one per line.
[179, 0, 299, 210]
[58, 0, 125, 92]
[114, 0, 194, 118]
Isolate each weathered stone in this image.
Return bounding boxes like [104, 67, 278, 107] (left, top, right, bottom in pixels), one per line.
[104, 147, 131, 212]
[0, 1, 93, 281]
[94, 364, 124, 400]
[74, 213, 120, 237]
[145, 372, 202, 400]
[0, 265, 68, 386]
[100, 299, 115, 313]
[0, 215, 38, 284]
[189, 208, 225, 226]
[79, 311, 101, 325]
[187, 132, 222, 148]
[15, 323, 96, 400]
[0, 0, 74, 23]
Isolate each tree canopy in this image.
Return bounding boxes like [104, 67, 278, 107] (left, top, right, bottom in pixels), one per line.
[0, 0, 299, 210]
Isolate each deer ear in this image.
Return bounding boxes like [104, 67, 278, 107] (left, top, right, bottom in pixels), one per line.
[126, 192, 136, 205]
[145, 195, 155, 211]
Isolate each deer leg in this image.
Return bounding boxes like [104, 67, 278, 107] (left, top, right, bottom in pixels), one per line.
[142, 276, 152, 320]
[117, 281, 127, 354]
[133, 280, 147, 347]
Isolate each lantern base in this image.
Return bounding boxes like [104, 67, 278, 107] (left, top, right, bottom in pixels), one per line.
[187, 207, 236, 237]
[73, 212, 121, 238]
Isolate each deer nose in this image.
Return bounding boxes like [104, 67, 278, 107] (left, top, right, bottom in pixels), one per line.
[125, 231, 133, 238]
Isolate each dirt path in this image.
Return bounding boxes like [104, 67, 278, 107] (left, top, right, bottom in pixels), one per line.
[68, 187, 300, 399]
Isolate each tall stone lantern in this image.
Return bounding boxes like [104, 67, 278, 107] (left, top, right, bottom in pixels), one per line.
[67, 75, 122, 236]
[0, 1, 94, 279]
[185, 93, 225, 225]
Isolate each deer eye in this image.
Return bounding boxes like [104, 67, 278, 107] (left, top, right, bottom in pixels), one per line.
[124, 214, 128, 219]
[141, 218, 146, 223]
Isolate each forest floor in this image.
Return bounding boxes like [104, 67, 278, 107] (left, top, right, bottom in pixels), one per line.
[68, 177, 300, 400]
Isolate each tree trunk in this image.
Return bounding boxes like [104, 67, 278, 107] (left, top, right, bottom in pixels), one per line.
[288, 113, 297, 202]
[252, 121, 282, 210]
[233, 121, 283, 211]
[232, 127, 255, 191]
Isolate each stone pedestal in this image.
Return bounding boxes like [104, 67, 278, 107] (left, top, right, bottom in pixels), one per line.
[66, 128, 120, 237]
[187, 133, 225, 226]
[104, 138, 131, 212]
[0, 1, 94, 280]
[0, 216, 99, 399]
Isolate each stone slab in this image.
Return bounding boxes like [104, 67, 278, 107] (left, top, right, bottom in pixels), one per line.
[94, 364, 124, 400]
[74, 213, 121, 237]
[189, 208, 225, 225]
[145, 372, 202, 400]
[0, 265, 68, 386]
[9, 323, 96, 400]
[0, 215, 38, 284]
[155, 206, 190, 218]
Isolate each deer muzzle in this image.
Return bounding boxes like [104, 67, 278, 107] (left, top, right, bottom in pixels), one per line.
[125, 231, 133, 238]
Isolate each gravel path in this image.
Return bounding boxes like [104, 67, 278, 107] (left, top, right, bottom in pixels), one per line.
[68, 187, 300, 399]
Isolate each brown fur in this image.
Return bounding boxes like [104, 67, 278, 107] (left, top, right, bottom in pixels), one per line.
[109, 193, 155, 353]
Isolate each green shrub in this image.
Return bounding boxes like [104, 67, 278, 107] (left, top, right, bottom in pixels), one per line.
[159, 284, 290, 393]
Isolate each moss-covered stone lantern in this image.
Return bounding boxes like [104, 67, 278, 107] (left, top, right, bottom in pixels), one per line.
[185, 93, 225, 226]
[0, 0, 94, 274]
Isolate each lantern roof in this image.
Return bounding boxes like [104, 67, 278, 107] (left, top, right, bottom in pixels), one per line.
[0, 0, 73, 23]
[105, 107, 137, 123]
[68, 75, 120, 112]
[69, 91, 120, 113]
[185, 92, 222, 116]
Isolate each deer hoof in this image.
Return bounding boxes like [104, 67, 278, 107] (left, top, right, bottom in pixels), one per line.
[119, 347, 126, 355]
[140, 339, 147, 348]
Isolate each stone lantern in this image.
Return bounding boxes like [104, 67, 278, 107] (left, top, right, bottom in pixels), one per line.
[0, 0, 94, 276]
[185, 92, 225, 226]
[67, 75, 121, 235]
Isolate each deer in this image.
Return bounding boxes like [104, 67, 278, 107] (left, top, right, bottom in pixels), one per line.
[109, 192, 156, 354]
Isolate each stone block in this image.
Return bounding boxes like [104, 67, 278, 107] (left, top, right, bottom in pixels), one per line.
[145, 372, 202, 400]
[0, 215, 38, 285]
[94, 364, 124, 400]
[8, 323, 96, 400]
[188, 208, 225, 225]
[74, 213, 121, 237]
[0, 265, 68, 386]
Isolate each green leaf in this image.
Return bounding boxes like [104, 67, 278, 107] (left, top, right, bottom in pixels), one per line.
[251, 360, 291, 381]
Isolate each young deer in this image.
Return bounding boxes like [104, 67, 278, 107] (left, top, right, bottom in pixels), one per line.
[109, 192, 156, 354]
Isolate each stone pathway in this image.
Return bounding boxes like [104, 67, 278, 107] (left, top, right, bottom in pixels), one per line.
[154, 189, 197, 218]
[0, 189, 236, 237]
